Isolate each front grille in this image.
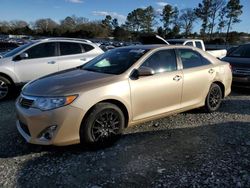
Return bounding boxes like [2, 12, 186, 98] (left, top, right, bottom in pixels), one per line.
[19, 121, 30, 136]
[20, 97, 34, 109]
[234, 68, 250, 76]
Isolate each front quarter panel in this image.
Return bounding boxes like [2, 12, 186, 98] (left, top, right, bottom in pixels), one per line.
[71, 79, 132, 123]
[0, 58, 18, 83]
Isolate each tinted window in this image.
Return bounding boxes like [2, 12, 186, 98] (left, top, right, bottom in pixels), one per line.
[167, 41, 184, 45]
[81, 44, 94, 52]
[178, 49, 210, 69]
[195, 42, 203, 49]
[3, 42, 34, 58]
[142, 50, 177, 73]
[82, 48, 149, 75]
[228, 44, 250, 58]
[60, 42, 82, 56]
[24, 42, 56, 59]
[185, 42, 193, 46]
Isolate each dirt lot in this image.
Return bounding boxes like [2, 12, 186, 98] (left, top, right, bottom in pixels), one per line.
[0, 88, 250, 187]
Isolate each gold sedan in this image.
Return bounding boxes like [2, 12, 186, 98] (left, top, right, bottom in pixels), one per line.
[16, 45, 232, 146]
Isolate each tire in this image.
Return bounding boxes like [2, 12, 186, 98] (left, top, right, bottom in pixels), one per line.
[0, 76, 12, 100]
[205, 83, 223, 113]
[80, 102, 125, 148]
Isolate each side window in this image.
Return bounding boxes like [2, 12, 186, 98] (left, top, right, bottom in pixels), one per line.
[178, 49, 210, 69]
[195, 41, 203, 49]
[141, 49, 177, 73]
[185, 42, 193, 46]
[81, 43, 94, 52]
[24, 42, 56, 59]
[60, 42, 82, 56]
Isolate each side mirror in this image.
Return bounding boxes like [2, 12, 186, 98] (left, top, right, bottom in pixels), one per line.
[138, 66, 155, 76]
[13, 52, 28, 61]
[20, 53, 29, 59]
[131, 66, 155, 80]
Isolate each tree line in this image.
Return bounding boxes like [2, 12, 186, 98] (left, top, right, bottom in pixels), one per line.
[0, 0, 244, 43]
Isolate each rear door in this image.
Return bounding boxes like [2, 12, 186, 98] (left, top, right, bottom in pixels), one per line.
[14, 42, 58, 82]
[177, 48, 214, 108]
[129, 49, 183, 121]
[57, 42, 99, 71]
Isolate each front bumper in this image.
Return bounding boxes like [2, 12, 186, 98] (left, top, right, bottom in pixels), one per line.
[16, 100, 84, 146]
[232, 75, 250, 88]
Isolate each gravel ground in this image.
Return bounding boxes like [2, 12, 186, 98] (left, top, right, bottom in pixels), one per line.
[0, 88, 250, 188]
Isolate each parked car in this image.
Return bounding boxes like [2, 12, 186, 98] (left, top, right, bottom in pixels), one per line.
[16, 45, 232, 147]
[0, 38, 104, 100]
[222, 43, 250, 88]
[139, 35, 227, 59]
[167, 39, 227, 59]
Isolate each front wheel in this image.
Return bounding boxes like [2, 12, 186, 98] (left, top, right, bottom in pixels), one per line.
[205, 83, 223, 113]
[80, 103, 125, 148]
[0, 76, 12, 100]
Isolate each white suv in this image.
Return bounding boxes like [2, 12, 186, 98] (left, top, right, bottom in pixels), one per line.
[0, 38, 104, 100]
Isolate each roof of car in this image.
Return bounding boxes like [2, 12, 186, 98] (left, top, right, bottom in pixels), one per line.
[116, 44, 194, 50]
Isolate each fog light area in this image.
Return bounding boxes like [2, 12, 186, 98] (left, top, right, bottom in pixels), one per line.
[39, 125, 57, 140]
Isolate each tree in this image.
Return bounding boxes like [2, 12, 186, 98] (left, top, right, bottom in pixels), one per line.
[125, 8, 144, 32]
[111, 18, 119, 29]
[225, 0, 243, 43]
[0, 21, 10, 34]
[179, 9, 197, 38]
[217, 6, 227, 33]
[161, 4, 174, 33]
[141, 6, 155, 33]
[194, 0, 212, 37]
[101, 15, 112, 36]
[171, 7, 180, 36]
[34, 18, 58, 35]
[209, 0, 226, 39]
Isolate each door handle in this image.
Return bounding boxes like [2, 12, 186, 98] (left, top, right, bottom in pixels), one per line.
[208, 69, 214, 74]
[173, 75, 182, 81]
[47, 61, 56, 64]
[80, 58, 87, 61]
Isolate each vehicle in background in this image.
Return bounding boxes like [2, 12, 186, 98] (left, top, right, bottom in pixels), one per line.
[167, 39, 227, 59]
[222, 43, 250, 88]
[16, 45, 232, 147]
[0, 38, 103, 100]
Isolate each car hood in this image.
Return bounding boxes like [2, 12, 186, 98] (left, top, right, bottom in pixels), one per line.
[0, 56, 12, 64]
[22, 68, 116, 96]
[222, 56, 250, 68]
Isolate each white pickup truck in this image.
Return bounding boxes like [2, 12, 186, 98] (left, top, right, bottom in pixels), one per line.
[139, 35, 227, 59]
[167, 39, 227, 59]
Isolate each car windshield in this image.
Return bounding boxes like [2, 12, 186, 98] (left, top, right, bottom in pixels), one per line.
[227, 44, 250, 58]
[2, 42, 34, 58]
[82, 48, 149, 74]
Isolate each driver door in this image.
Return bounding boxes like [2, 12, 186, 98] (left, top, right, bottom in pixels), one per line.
[14, 42, 59, 83]
[129, 49, 183, 121]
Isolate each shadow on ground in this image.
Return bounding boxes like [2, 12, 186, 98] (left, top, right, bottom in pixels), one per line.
[14, 122, 250, 187]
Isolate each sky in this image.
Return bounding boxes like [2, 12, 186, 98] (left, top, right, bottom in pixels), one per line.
[0, 0, 249, 33]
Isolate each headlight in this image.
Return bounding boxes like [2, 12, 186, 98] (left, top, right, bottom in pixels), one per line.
[32, 95, 78, 111]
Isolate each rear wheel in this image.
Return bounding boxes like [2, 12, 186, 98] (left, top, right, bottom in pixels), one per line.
[205, 83, 222, 112]
[80, 103, 125, 148]
[0, 76, 12, 100]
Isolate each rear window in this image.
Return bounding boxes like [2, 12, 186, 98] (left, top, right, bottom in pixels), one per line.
[195, 42, 203, 49]
[178, 49, 210, 69]
[81, 43, 94, 52]
[60, 42, 82, 56]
